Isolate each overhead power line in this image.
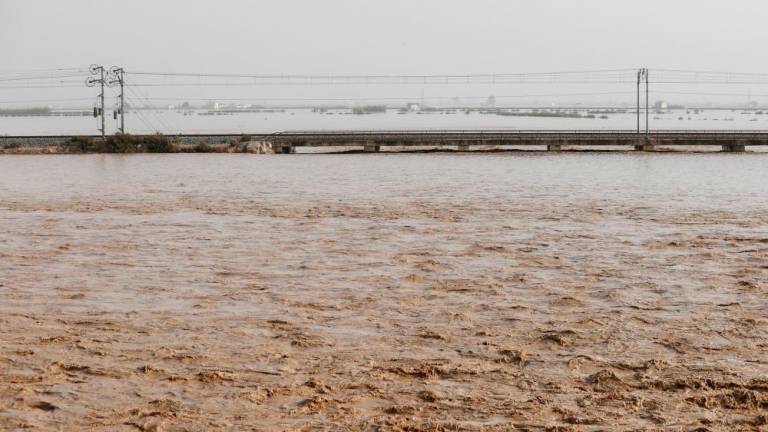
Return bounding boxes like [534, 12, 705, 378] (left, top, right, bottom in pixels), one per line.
[123, 69, 639, 85]
[122, 80, 637, 86]
[0, 83, 86, 89]
[128, 68, 637, 79]
[0, 73, 90, 83]
[653, 68, 768, 76]
[0, 97, 95, 105]
[125, 91, 636, 103]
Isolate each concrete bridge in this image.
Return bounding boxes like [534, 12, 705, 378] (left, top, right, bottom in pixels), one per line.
[4, 130, 768, 153]
[269, 130, 768, 153]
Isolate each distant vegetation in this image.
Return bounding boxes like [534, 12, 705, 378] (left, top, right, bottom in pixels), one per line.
[61, 134, 255, 154]
[190, 143, 217, 153]
[352, 105, 387, 115]
[65, 134, 176, 153]
[0, 107, 52, 116]
[497, 110, 596, 119]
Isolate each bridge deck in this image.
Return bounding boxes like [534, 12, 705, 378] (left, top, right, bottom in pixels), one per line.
[4, 130, 768, 151]
[269, 130, 768, 147]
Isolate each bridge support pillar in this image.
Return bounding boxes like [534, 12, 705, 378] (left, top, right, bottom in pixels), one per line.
[722, 144, 746, 153]
[635, 139, 655, 152]
[363, 144, 380, 153]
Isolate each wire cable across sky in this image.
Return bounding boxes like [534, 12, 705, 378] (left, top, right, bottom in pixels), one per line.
[4, 67, 768, 113]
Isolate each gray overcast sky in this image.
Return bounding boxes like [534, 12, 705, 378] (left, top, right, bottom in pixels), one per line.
[2, 0, 768, 107]
[3, 0, 767, 73]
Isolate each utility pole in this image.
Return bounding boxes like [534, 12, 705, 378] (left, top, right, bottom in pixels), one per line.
[645, 68, 650, 136]
[637, 68, 650, 135]
[86, 64, 106, 139]
[108, 67, 125, 134]
[637, 69, 641, 134]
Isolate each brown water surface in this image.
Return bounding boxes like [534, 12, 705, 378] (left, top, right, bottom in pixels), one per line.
[1, 153, 767, 431]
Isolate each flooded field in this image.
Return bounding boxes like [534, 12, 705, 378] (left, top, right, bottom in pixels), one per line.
[3, 108, 768, 136]
[1, 153, 767, 431]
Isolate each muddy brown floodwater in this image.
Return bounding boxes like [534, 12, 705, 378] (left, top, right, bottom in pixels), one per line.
[1, 153, 767, 431]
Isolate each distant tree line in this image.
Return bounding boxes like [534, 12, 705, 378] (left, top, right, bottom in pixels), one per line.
[0, 107, 52, 116]
[352, 105, 387, 115]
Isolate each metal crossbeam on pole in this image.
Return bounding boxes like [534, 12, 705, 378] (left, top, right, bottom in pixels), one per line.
[86, 64, 106, 138]
[108, 67, 125, 134]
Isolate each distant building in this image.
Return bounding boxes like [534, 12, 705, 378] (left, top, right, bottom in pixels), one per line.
[405, 103, 421, 112]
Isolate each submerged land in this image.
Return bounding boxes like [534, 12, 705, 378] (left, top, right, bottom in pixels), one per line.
[0, 153, 767, 431]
